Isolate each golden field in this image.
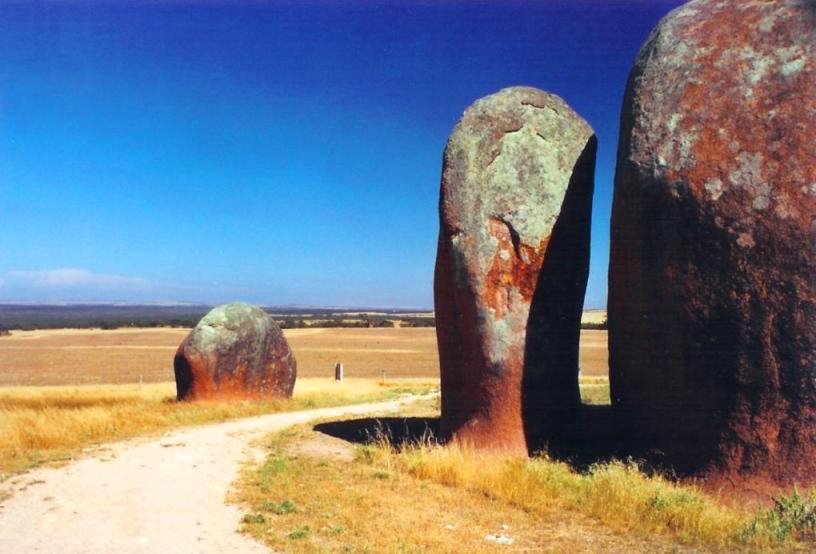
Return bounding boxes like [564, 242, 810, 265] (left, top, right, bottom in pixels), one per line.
[0, 325, 607, 475]
[0, 326, 608, 386]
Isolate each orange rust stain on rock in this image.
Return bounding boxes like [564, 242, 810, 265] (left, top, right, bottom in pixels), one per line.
[684, 127, 734, 192]
[449, 337, 528, 456]
[481, 217, 548, 319]
[178, 351, 218, 401]
[180, 355, 287, 401]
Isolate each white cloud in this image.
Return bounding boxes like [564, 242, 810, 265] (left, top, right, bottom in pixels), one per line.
[6, 268, 146, 288]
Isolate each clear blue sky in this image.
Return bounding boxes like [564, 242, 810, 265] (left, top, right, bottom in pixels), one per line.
[0, 0, 684, 308]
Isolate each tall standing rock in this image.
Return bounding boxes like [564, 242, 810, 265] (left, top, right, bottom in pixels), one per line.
[610, 0, 816, 483]
[174, 303, 296, 401]
[435, 86, 596, 453]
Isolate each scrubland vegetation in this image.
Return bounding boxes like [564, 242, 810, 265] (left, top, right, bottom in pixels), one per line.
[0, 378, 437, 476]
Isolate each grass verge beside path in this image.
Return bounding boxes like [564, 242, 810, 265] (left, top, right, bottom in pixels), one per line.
[0, 377, 438, 476]
[234, 396, 815, 552]
[233, 408, 681, 552]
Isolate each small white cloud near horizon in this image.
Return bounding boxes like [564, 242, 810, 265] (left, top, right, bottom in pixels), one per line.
[6, 268, 146, 288]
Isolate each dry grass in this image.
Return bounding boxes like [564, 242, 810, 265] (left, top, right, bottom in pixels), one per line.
[579, 380, 611, 405]
[374, 444, 752, 549]
[363, 437, 815, 550]
[0, 326, 609, 385]
[0, 378, 438, 476]
[232, 418, 683, 553]
[232, 394, 815, 552]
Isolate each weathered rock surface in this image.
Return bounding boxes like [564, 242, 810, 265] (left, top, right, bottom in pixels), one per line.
[609, 0, 816, 483]
[174, 303, 296, 401]
[435, 86, 596, 453]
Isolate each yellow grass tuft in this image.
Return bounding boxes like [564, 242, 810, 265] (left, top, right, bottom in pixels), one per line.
[368, 441, 782, 549]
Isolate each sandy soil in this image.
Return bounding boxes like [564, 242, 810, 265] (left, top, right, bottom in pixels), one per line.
[0, 396, 427, 554]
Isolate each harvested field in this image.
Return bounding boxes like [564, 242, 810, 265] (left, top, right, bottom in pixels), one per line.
[0, 328, 188, 386]
[581, 309, 607, 325]
[0, 327, 608, 386]
[579, 329, 608, 377]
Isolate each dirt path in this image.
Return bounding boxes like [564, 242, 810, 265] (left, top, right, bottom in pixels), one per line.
[0, 396, 428, 553]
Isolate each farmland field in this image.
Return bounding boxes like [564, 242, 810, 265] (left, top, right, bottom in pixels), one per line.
[0, 327, 608, 386]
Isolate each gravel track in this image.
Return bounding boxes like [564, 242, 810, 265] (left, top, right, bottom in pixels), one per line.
[0, 396, 426, 553]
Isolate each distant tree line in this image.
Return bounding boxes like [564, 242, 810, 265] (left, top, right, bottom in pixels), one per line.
[0, 317, 429, 332]
[0, 302, 602, 332]
[0, 305, 210, 331]
[400, 317, 436, 328]
[0, 317, 205, 332]
[276, 316, 406, 329]
[0, 304, 437, 331]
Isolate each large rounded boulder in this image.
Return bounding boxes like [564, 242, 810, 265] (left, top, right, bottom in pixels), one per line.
[609, 0, 816, 483]
[435, 86, 596, 453]
[174, 303, 296, 401]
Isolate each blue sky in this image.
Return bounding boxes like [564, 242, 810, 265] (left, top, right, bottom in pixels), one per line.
[0, 0, 684, 308]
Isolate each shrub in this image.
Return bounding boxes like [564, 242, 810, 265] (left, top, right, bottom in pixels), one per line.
[744, 488, 816, 542]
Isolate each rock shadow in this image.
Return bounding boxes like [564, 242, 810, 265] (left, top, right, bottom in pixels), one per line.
[518, 136, 686, 476]
[173, 353, 193, 400]
[314, 417, 442, 450]
[314, 414, 688, 477]
[529, 405, 664, 473]
[522, 135, 596, 452]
